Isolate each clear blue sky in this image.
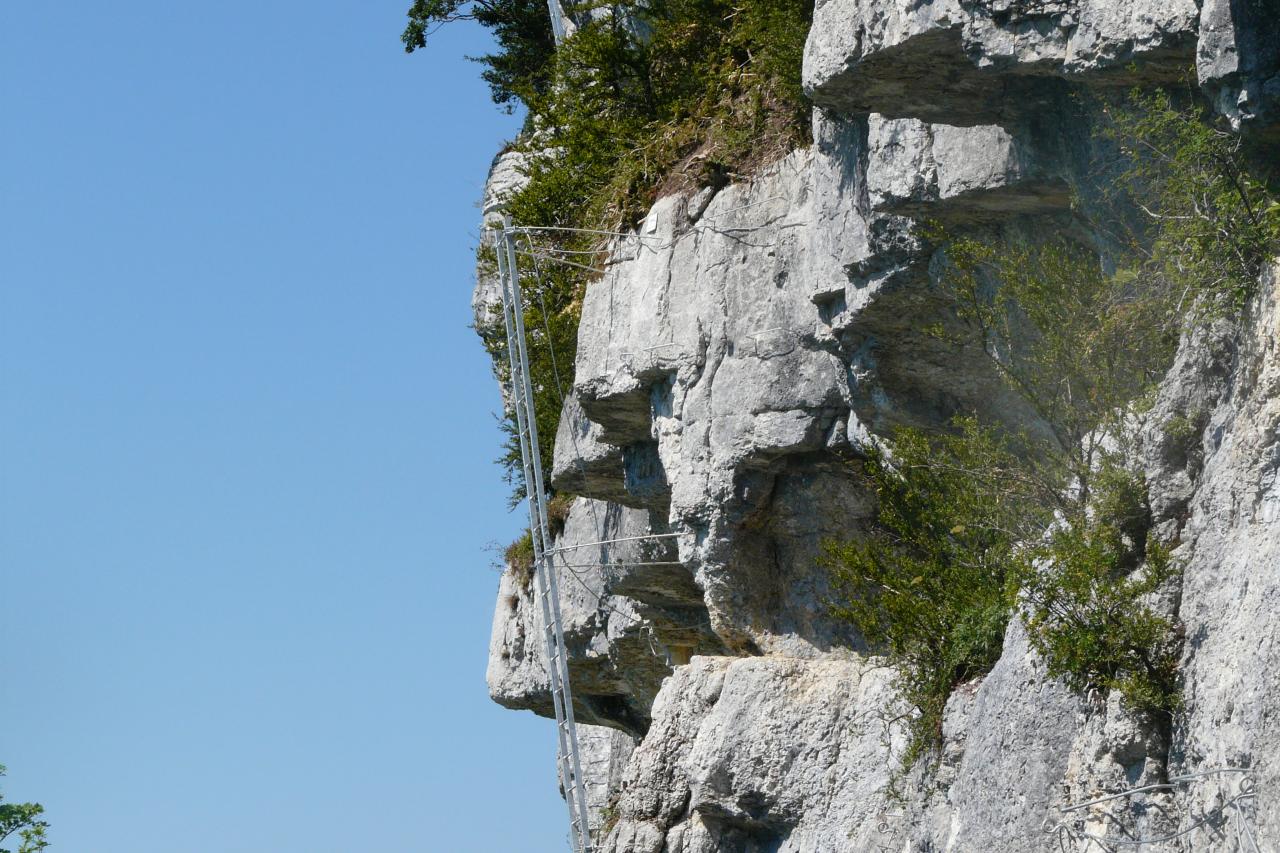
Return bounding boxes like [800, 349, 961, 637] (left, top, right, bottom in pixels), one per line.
[0, 3, 571, 851]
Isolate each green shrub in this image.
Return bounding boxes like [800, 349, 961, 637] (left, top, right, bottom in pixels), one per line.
[502, 494, 575, 590]
[505, 529, 536, 588]
[546, 491, 574, 538]
[1017, 464, 1183, 716]
[0, 765, 48, 853]
[826, 104, 1267, 760]
[1096, 83, 1280, 313]
[827, 424, 1183, 765]
[825, 419, 1041, 766]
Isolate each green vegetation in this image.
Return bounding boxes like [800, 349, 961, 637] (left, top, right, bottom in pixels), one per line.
[505, 528, 536, 585]
[0, 766, 48, 853]
[403, 1, 557, 111]
[504, 492, 575, 586]
[1097, 85, 1280, 314]
[829, 84, 1278, 767]
[825, 420, 1038, 768]
[406, 0, 813, 495]
[830, 237, 1185, 767]
[1017, 464, 1183, 716]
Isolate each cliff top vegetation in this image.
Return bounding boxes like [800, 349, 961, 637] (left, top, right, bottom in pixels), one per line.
[405, 0, 813, 499]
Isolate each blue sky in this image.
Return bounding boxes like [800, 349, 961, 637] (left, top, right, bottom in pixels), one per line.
[0, 3, 571, 850]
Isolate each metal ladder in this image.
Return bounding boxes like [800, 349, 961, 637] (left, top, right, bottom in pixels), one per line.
[494, 216, 594, 853]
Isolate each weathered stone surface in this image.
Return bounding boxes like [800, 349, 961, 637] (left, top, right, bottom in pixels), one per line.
[804, 0, 1199, 124]
[600, 656, 902, 853]
[1162, 264, 1280, 846]
[894, 620, 1084, 852]
[476, 6, 1280, 850]
[579, 724, 637, 837]
[486, 496, 698, 735]
[866, 115, 1069, 218]
[570, 148, 870, 657]
[1198, 0, 1280, 138]
[474, 148, 529, 329]
[552, 395, 630, 506]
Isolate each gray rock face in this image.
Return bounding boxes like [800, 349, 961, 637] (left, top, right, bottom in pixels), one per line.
[803, 0, 1199, 125]
[866, 115, 1069, 219]
[805, 0, 1280, 138]
[1163, 265, 1280, 845]
[600, 655, 903, 853]
[578, 724, 637, 837]
[487, 496, 715, 735]
[569, 148, 868, 657]
[1198, 0, 1280, 138]
[476, 2, 1280, 850]
[474, 148, 530, 330]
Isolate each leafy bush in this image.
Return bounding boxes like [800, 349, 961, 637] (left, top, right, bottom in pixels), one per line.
[825, 419, 1042, 766]
[1017, 465, 1183, 716]
[825, 80, 1275, 759]
[503, 493, 574, 589]
[1096, 84, 1280, 313]
[504, 529, 536, 588]
[0, 765, 48, 853]
[546, 491, 573, 538]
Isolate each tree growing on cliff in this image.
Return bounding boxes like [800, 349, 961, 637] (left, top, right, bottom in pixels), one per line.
[402, 1, 557, 110]
[828, 84, 1280, 770]
[1098, 85, 1280, 313]
[0, 766, 48, 853]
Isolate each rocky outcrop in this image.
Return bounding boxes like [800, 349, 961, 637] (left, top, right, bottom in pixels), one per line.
[1157, 264, 1280, 844]
[477, 1, 1280, 850]
[487, 496, 715, 734]
[601, 655, 902, 853]
[1198, 0, 1280, 138]
[803, 0, 1199, 125]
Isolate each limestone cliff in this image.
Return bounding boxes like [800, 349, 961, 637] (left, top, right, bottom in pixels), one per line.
[476, 2, 1280, 850]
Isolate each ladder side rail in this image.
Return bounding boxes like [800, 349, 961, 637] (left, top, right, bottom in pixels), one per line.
[502, 221, 585, 807]
[494, 226, 551, 594]
[498, 221, 589, 853]
[498, 221, 566, 729]
[496, 229, 550, 607]
[546, 0, 567, 46]
[493, 230, 542, 557]
[503, 219, 595, 852]
[497, 221, 577, 810]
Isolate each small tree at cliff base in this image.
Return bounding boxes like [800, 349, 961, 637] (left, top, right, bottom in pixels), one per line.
[0, 766, 48, 853]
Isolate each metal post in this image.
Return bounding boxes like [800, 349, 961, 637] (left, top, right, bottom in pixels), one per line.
[496, 217, 594, 853]
[546, 0, 568, 46]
